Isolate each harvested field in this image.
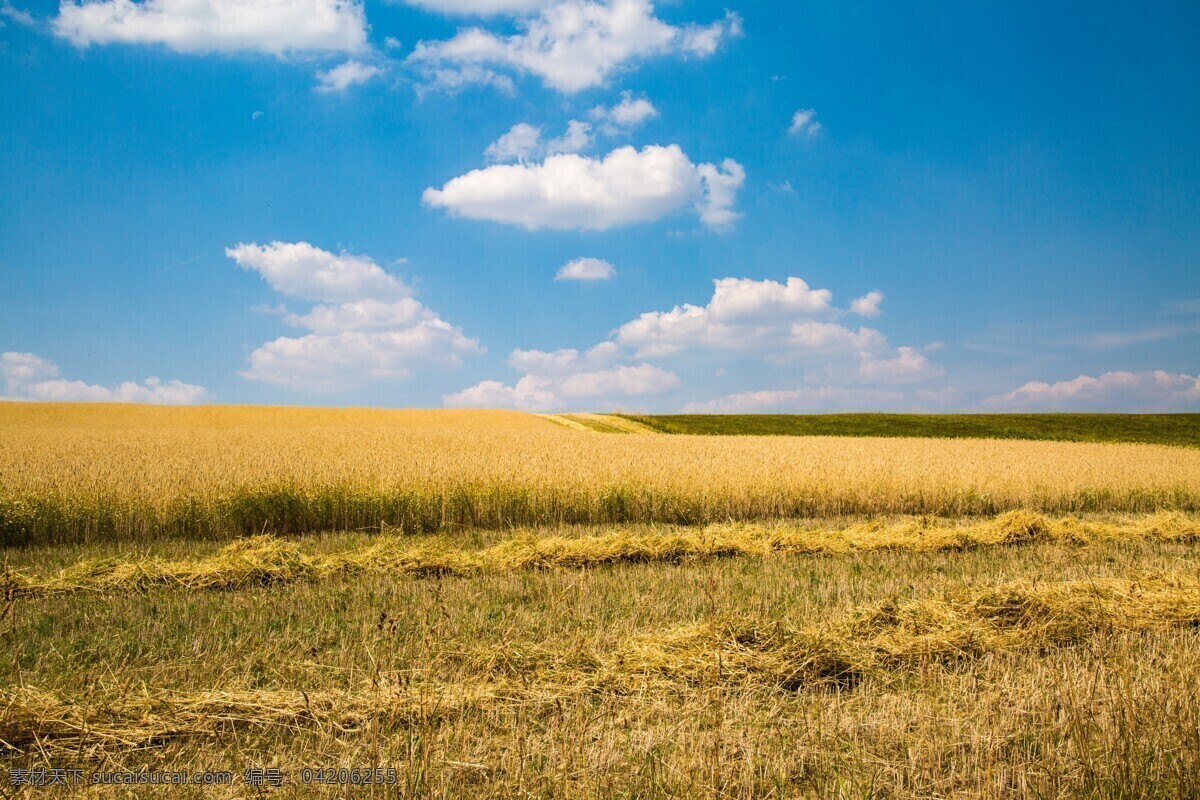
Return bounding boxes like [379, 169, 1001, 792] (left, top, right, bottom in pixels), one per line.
[4, 406, 1200, 797]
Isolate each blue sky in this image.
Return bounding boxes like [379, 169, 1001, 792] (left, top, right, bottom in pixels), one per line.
[1, 0, 1198, 411]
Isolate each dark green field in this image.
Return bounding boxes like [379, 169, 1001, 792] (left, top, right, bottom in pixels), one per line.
[620, 413, 1200, 447]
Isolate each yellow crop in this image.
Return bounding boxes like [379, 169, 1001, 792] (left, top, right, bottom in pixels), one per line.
[3, 402, 1200, 544]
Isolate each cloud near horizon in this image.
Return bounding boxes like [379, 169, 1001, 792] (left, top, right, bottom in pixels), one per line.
[228, 242, 483, 391]
[984, 370, 1200, 411]
[1, 351, 211, 404]
[444, 342, 677, 410]
[446, 275, 943, 412]
[612, 277, 925, 378]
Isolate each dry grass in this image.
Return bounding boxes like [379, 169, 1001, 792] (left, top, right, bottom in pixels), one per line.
[7, 510, 1198, 597]
[5, 571, 1198, 760]
[3, 403, 1200, 546]
[5, 526, 1200, 798]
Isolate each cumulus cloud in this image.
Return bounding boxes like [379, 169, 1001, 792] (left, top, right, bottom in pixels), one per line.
[446, 273, 938, 411]
[282, 298, 431, 333]
[790, 320, 886, 353]
[850, 290, 883, 318]
[788, 108, 822, 138]
[855, 346, 942, 384]
[484, 119, 592, 164]
[229, 242, 482, 391]
[242, 324, 483, 391]
[416, 64, 516, 95]
[424, 144, 744, 231]
[1, 352, 211, 405]
[545, 119, 592, 155]
[695, 158, 746, 229]
[53, 0, 367, 56]
[983, 370, 1200, 411]
[226, 241, 410, 303]
[444, 342, 676, 410]
[589, 90, 657, 132]
[404, 0, 554, 14]
[315, 59, 381, 92]
[615, 277, 836, 357]
[683, 386, 905, 414]
[484, 122, 544, 163]
[613, 276, 938, 385]
[407, 0, 741, 93]
[445, 365, 678, 410]
[555, 257, 615, 281]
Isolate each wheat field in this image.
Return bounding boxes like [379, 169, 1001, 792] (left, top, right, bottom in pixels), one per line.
[3, 404, 1200, 797]
[3, 402, 1199, 546]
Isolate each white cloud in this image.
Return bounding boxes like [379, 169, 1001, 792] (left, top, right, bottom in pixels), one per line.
[484, 122, 544, 163]
[983, 370, 1200, 411]
[546, 119, 592, 155]
[226, 241, 410, 303]
[855, 346, 942, 384]
[446, 273, 939, 410]
[241, 324, 483, 391]
[790, 320, 886, 353]
[484, 119, 592, 164]
[283, 298, 432, 333]
[613, 275, 939, 389]
[1, 2, 36, 25]
[850, 289, 883, 318]
[315, 59, 381, 92]
[423, 144, 744, 231]
[684, 387, 904, 413]
[446, 341, 673, 410]
[709, 277, 833, 321]
[445, 361, 677, 410]
[54, 0, 367, 56]
[555, 257, 615, 281]
[2, 352, 211, 405]
[406, 0, 740, 93]
[507, 341, 617, 374]
[589, 90, 657, 131]
[615, 277, 836, 357]
[695, 158, 745, 230]
[788, 108, 822, 138]
[416, 64, 516, 95]
[229, 242, 483, 391]
[403, 0, 554, 14]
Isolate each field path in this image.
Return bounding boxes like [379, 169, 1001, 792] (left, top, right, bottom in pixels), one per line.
[541, 413, 659, 433]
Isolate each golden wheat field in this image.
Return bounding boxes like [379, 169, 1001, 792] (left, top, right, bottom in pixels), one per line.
[3, 402, 1200, 546]
[3, 403, 1200, 798]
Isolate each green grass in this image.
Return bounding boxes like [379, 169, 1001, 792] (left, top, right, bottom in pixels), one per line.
[620, 413, 1200, 446]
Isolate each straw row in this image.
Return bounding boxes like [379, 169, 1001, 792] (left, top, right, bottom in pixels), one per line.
[8, 511, 1199, 597]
